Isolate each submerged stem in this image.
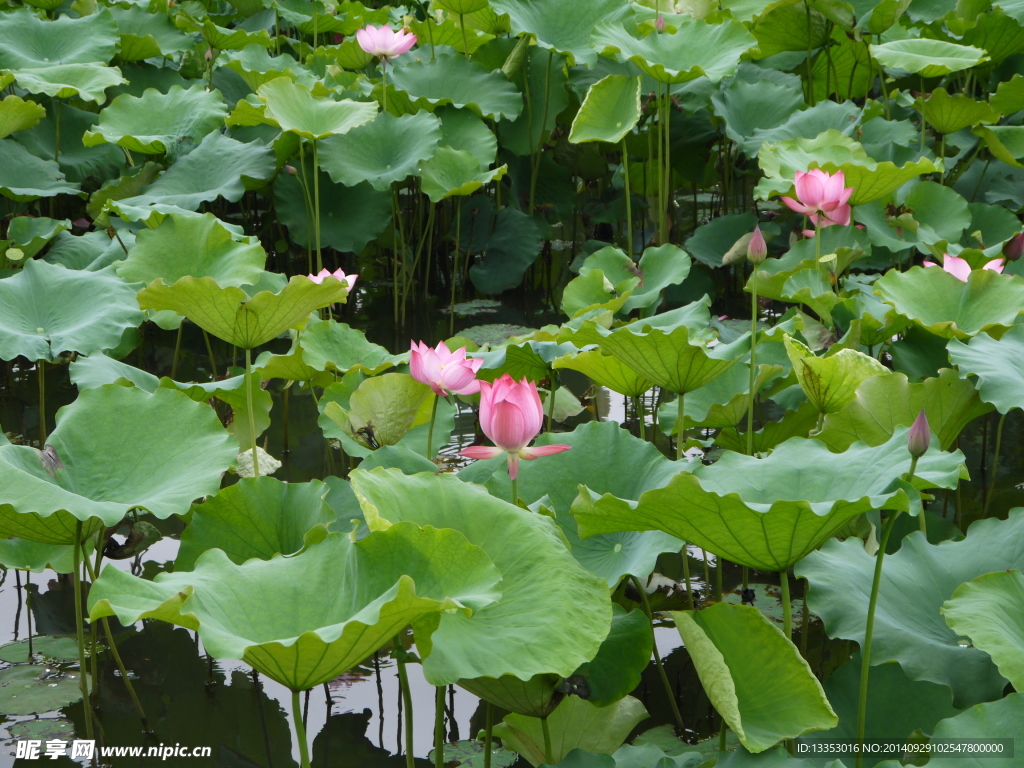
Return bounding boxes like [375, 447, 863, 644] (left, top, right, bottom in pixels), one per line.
[484, 702, 494, 768]
[631, 575, 685, 733]
[434, 686, 445, 768]
[681, 544, 694, 610]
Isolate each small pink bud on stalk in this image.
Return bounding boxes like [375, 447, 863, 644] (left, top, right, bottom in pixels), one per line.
[907, 409, 930, 459]
[655, 13, 666, 31]
[748, 225, 767, 265]
[1003, 232, 1024, 262]
[284, 165, 298, 176]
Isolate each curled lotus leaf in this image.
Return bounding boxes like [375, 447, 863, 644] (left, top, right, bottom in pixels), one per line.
[0, 95, 46, 139]
[870, 39, 988, 77]
[568, 74, 642, 145]
[388, 50, 523, 121]
[298, 319, 405, 375]
[553, 348, 655, 398]
[256, 77, 378, 140]
[0, 138, 80, 202]
[0, 8, 119, 69]
[920, 694, 1024, 767]
[9, 64, 126, 104]
[88, 524, 503, 692]
[783, 335, 888, 414]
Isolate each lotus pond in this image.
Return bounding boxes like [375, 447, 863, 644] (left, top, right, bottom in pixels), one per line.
[1, 0, 1024, 765]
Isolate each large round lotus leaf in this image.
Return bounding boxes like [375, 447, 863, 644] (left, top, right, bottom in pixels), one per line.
[574, 427, 965, 572]
[0, 95, 45, 140]
[799, 654, 958, 761]
[89, 524, 503, 692]
[870, 39, 988, 77]
[559, 269, 634, 318]
[569, 74, 641, 145]
[0, 665, 82, 716]
[816, 369, 991, 452]
[109, 5, 192, 61]
[111, 131, 276, 214]
[494, 695, 649, 767]
[467, 206, 543, 294]
[658, 363, 783, 433]
[19, 63, 128, 105]
[137, 274, 350, 349]
[83, 85, 229, 155]
[351, 468, 612, 684]
[459, 421, 684, 586]
[8, 217, 69, 260]
[298, 320, 404, 375]
[256, 77, 377, 140]
[921, 694, 1024, 767]
[318, 109, 441, 191]
[750, 0, 830, 58]
[554, 348, 654, 398]
[420, 146, 508, 202]
[174, 15, 272, 50]
[0, 137, 80, 201]
[176, 477, 335, 571]
[116, 211, 266, 290]
[592, 18, 757, 84]
[0, 385, 237, 543]
[572, 604, 653, 708]
[458, 673, 564, 719]
[783, 335, 889, 414]
[223, 45, 306, 91]
[711, 78, 805, 151]
[673, 603, 837, 753]
[831, 291, 912, 347]
[874, 265, 1024, 340]
[0, 636, 80, 664]
[16, 101, 125, 186]
[389, 50, 523, 121]
[437, 105, 498, 167]
[918, 88, 1000, 135]
[0, 259, 143, 363]
[490, 0, 628, 66]
[0, 8, 118, 69]
[942, 570, 1024, 692]
[947, 324, 1024, 414]
[796, 511, 1024, 707]
[0, 536, 92, 573]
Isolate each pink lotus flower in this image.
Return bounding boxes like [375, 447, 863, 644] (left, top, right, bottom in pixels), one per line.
[748, 225, 767, 264]
[308, 268, 357, 289]
[355, 25, 417, 62]
[923, 254, 1004, 281]
[410, 340, 483, 398]
[781, 169, 854, 228]
[461, 374, 570, 480]
[907, 409, 930, 459]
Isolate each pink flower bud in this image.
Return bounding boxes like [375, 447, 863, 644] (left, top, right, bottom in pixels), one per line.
[284, 165, 298, 176]
[1003, 232, 1024, 262]
[748, 225, 767, 264]
[655, 13, 666, 31]
[907, 409, 930, 459]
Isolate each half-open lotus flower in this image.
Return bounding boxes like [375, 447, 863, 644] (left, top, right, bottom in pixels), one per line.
[461, 374, 570, 479]
[308, 268, 357, 289]
[923, 254, 1004, 281]
[781, 169, 854, 228]
[410, 340, 483, 397]
[355, 24, 417, 62]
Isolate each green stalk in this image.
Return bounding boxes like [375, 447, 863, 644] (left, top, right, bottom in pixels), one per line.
[633, 396, 646, 441]
[982, 411, 1007, 519]
[296, 142, 314, 274]
[484, 702, 494, 768]
[541, 716, 553, 765]
[311, 139, 323, 274]
[855, 508, 902, 768]
[72, 521, 93, 741]
[54, 99, 62, 167]
[676, 392, 684, 460]
[434, 686, 445, 768]
[202, 329, 218, 380]
[426, 394, 439, 460]
[715, 554, 723, 601]
[459, 13, 469, 58]
[449, 204, 461, 337]
[780, 571, 792, 640]
[546, 373, 558, 433]
[621, 139, 633, 260]
[396, 642, 416, 768]
[663, 83, 672, 243]
[800, 584, 810, 658]
[681, 544, 694, 610]
[631, 575, 685, 733]
[746, 268, 759, 456]
[37, 360, 46, 445]
[170, 324, 183, 380]
[511, 475, 518, 507]
[292, 689, 312, 768]
[245, 347, 259, 477]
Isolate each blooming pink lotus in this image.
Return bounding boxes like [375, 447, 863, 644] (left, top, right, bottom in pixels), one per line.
[923, 254, 1004, 281]
[355, 24, 417, 62]
[461, 374, 570, 479]
[781, 169, 854, 228]
[308, 268, 357, 289]
[410, 341, 483, 397]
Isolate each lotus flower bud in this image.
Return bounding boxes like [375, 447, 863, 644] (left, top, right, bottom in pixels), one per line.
[284, 165, 298, 176]
[1003, 232, 1024, 262]
[907, 409, 930, 459]
[655, 13, 666, 31]
[748, 225, 767, 265]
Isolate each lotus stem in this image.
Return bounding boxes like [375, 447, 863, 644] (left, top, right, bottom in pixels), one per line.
[746, 268, 759, 456]
[632, 575, 685, 733]
[742, 565, 748, 590]
[715, 554, 723, 601]
[37, 359, 46, 445]
[382, 61, 388, 114]
[434, 686, 445, 768]
[633, 396, 645, 440]
[395, 639, 415, 768]
[426, 394, 439, 461]
[72, 521, 94, 741]
[458, 13, 469, 58]
[510, 476, 518, 507]
[681, 544, 694, 610]
[282, 384, 290, 455]
[291, 689, 312, 768]
[25, 571, 33, 660]
[171, 324, 183, 380]
[541, 715, 553, 765]
[449, 203, 461, 336]
[780, 570, 792, 639]
[297, 142, 314, 274]
[906, 455, 923, 535]
[982, 412, 1007, 519]
[483, 701, 494, 768]
[701, 548, 711, 589]
[675, 392, 684, 461]
[546, 373, 558, 433]
[311, 139, 323, 274]
[245, 347, 259, 477]
[662, 82, 671, 244]
[54, 99, 62, 167]
[856, 509, 901, 768]
[621, 139, 632, 260]
[800, 582, 810, 658]
[202, 329, 218, 380]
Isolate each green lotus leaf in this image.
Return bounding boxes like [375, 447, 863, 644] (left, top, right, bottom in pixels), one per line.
[0, 95, 45, 140]
[494, 695, 649, 767]
[784, 335, 888, 414]
[7, 216, 69, 260]
[8, 63, 124, 104]
[0, 259, 143, 363]
[459, 421, 684, 586]
[553, 349, 654, 397]
[299, 319, 404, 375]
[716, 400, 820, 454]
[420, 146, 507, 202]
[711, 78, 805, 154]
[0, 536, 94, 574]
[560, 269, 635, 318]
[0, 636, 80, 663]
[568, 74, 641, 145]
[918, 87, 1000, 135]
[437, 105, 497, 167]
[436, 0, 489, 13]
[467, 206, 542, 294]
[917, 694, 1024, 767]
[109, 5, 192, 61]
[971, 125, 1024, 168]
[799, 655, 958, 761]
[12, 102, 119, 186]
[673, 603, 837, 753]
[0, 666, 82, 716]
[89, 523, 503, 691]
[941, 570, 1024, 692]
[318, 110, 441, 191]
[0, 385, 236, 543]
[0, 8, 118, 69]
[542, 746, 701, 768]
[255, 344, 329, 385]
[750, 0, 830, 57]
[874, 265, 1024, 339]
[796, 511, 1024, 707]
[472, 340, 572, 383]
[574, 427, 965, 571]
[870, 39, 988, 77]
[221, 45, 304, 91]
[490, 0, 628, 66]
[84, 85, 228, 155]
[176, 477, 335, 571]
[458, 673, 564, 719]
[991, 73, 1024, 115]
[831, 291, 912, 347]
[352, 468, 612, 684]
[389, 50, 523, 120]
[816, 369, 991, 451]
[137, 273, 351, 349]
[659, 363, 783, 433]
[256, 77, 377, 140]
[947, 324, 1024, 414]
[572, 604, 653, 708]
[592, 18, 756, 84]
[407, 15, 494, 55]
[175, 15, 273, 50]
[614, 244, 691, 313]
[685, 212, 759, 267]
[322, 373, 433, 450]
